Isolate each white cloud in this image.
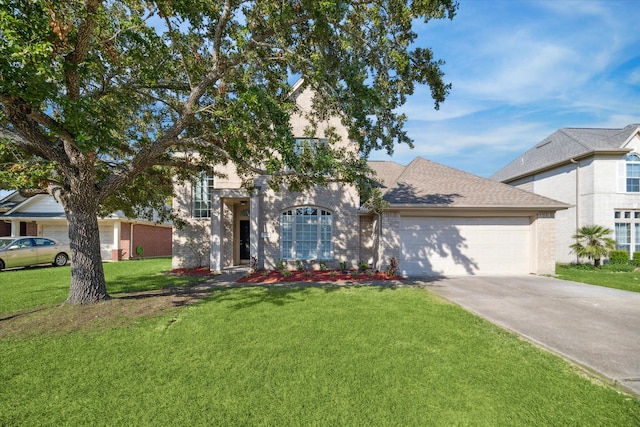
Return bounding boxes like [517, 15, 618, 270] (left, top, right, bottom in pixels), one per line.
[375, 0, 640, 177]
[627, 68, 640, 86]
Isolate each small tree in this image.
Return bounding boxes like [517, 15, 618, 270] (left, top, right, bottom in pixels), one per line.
[570, 225, 616, 267]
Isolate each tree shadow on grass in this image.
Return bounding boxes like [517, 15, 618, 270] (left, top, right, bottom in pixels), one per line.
[202, 278, 450, 310]
[107, 274, 206, 294]
[205, 285, 314, 310]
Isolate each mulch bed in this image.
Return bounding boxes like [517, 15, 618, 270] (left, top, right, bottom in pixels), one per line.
[167, 266, 218, 277]
[236, 270, 402, 284]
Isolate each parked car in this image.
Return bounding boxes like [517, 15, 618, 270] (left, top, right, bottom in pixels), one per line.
[0, 237, 70, 271]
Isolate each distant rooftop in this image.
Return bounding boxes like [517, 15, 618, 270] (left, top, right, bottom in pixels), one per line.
[490, 124, 640, 182]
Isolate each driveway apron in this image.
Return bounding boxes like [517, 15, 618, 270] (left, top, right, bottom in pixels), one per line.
[423, 275, 640, 396]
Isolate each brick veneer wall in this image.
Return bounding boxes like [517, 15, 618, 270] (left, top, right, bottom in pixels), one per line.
[533, 212, 556, 275]
[129, 224, 172, 259]
[120, 222, 132, 259]
[377, 211, 400, 272]
[25, 222, 37, 236]
[0, 221, 10, 236]
[359, 214, 375, 268]
[172, 178, 213, 269]
[259, 182, 361, 271]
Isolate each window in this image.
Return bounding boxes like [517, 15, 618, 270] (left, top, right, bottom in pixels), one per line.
[34, 238, 55, 246]
[615, 223, 630, 253]
[281, 207, 332, 260]
[626, 154, 640, 192]
[193, 173, 214, 218]
[614, 210, 640, 257]
[294, 138, 327, 156]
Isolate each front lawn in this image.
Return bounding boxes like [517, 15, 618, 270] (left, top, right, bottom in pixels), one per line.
[0, 258, 209, 314]
[1, 260, 638, 425]
[555, 263, 640, 293]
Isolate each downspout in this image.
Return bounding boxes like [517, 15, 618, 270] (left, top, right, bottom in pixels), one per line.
[570, 158, 580, 263]
[130, 223, 134, 259]
[377, 211, 382, 271]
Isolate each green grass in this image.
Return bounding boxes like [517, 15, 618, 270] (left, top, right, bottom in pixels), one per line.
[555, 263, 640, 293]
[0, 258, 207, 314]
[1, 284, 639, 425]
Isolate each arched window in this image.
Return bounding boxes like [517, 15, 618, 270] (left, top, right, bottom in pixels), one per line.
[626, 154, 640, 192]
[281, 207, 332, 260]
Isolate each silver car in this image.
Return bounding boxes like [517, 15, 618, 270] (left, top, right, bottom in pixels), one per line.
[0, 237, 70, 271]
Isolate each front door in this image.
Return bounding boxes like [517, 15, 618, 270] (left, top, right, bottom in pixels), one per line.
[239, 220, 250, 261]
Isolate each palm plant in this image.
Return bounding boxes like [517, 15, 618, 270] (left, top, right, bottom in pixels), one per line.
[570, 225, 616, 267]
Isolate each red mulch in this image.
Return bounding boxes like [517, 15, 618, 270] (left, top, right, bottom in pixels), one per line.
[236, 270, 402, 284]
[167, 266, 218, 277]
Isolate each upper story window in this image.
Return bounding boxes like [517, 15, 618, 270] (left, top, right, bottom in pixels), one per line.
[280, 206, 332, 260]
[626, 153, 640, 192]
[294, 138, 327, 156]
[193, 173, 214, 218]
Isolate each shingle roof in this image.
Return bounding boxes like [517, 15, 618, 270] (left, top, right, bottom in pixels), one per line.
[367, 157, 567, 209]
[490, 124, 640, 182]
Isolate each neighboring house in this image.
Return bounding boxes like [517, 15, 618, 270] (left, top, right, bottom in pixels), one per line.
[0, 191, 172, 261]
[172, 82, 568, 276]
[491, 124, 640, 264]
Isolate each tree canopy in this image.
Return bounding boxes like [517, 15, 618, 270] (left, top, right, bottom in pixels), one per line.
[0, 0, 457, 303]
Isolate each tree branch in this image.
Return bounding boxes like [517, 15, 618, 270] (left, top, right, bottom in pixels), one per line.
[63, 0, 103, 100]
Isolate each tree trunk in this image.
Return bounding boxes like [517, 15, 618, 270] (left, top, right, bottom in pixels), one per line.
[65, 203, 110, 304]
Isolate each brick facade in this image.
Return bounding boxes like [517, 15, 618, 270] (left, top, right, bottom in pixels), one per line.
[532, 212, 557, 274]
[0, 221, 10, 236]
[128, 224, 172, 259]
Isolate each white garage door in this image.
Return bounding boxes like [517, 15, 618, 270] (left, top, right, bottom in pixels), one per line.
[42, 223, 114, 260]
[41, 224, 69, 243]
[400, 217, 530, 276]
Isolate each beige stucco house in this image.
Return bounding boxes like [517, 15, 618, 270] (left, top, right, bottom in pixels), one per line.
[491, 124, 640, 264]
[172, 82, 568, 276]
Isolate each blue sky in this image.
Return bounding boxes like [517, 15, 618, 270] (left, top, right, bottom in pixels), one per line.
[368, 0, 640, 177]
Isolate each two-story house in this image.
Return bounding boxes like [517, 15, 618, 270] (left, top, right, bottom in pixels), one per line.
[172, 81, 568, 276]
[491, 124, 640, 263]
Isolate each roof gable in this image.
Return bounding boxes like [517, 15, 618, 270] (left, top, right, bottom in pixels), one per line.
[368, 157, 567, 209]
[491, 124, 640, 182]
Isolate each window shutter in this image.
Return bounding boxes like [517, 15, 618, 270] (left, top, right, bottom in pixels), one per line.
[618, 161, 627, 193]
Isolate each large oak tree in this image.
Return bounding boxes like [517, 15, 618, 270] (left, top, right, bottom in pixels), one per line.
[0, 0, 457, 304]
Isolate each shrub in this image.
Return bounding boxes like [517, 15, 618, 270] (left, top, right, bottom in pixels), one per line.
[608, 250, 629, 265]
[601, 263, 637, 272]
[339, 261, 348, 272]
[275, 259, 286, 272]
[633, 252, 640, 267]
[564, 263, 596, 271]
[359, 261, 369, 272]
[318, 261, 328, 271]
[282, 269, 292, 277]
[296, 260, 304, 271]
[385, 257, 399, 277]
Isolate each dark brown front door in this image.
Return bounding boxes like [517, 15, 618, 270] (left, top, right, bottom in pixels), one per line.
[240, 220, 250, 260]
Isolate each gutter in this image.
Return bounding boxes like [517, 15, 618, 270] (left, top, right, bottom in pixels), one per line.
[501, 148, 630, 184]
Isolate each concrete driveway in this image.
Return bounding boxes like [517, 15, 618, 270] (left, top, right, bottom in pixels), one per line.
[422, 275, 640, 396]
